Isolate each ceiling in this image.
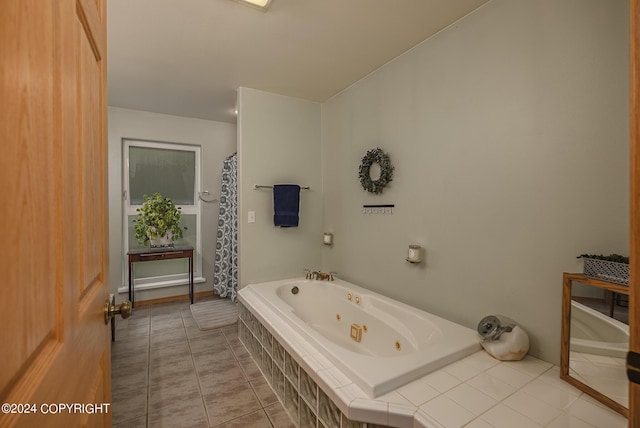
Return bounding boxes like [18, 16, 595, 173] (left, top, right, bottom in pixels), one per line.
[107, 0, 488, 124]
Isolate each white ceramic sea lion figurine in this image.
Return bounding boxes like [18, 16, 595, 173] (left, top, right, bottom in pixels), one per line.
[481, 325, 530, 361]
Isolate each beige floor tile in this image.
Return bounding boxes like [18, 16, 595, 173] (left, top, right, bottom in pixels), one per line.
[203, 382, 262, 426]
[112, 347, 148, 371]
[118, 307, 150, 327]
[188, 333, 229, 355]
[186, 325, 227, 340]
[117, 309, 150, 324]
[182, 307, 197, 318]
[112, 414, 147, 428]
[192, 351, 237, 375]
[148, 398, 209, 428]
[112, 366, 148, 396]
[149, 376, 202, 413]
[192, 348, 235, 366]
[225, 335, 243, 348]
[149, 341, 191, 366]
[230, 343, 250, 360]
[220, 323, 239, 337]
[236, 352, 255, 365]
[250, 376, 278, 407]
[239, 357, 263, 380]
[150, 317, 185, 334]
[112, 353, 148, 395]
[149, 358, 196, 386]
[150, 313, 183, 326]
[182, 315, 197, 327]
[113, 322, 150, 339]
[112, 335, 149, 358]
[212, 409, 272, 428]
[197, 365, 248, 396]
[150, 328, 188, 348]
[264, 402, 296, 428]
[112, 386, 147, 426]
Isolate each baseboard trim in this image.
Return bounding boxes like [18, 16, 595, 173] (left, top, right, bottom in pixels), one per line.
[132, 290, 216, 307]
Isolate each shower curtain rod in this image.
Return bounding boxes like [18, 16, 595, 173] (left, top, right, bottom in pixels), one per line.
[254, 184, 310, 190]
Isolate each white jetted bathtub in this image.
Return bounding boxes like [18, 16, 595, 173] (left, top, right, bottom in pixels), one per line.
[238, 277, 480, 397]
[570, 300, 629, 359]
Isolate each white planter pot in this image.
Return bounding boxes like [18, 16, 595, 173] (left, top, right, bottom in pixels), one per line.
[149, 231, 173, 248]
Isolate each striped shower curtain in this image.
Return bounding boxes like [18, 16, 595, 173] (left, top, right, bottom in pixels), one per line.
[213, 153, 238, 301]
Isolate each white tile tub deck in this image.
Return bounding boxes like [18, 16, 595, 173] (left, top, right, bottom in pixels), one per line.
[238, 292, 628, 428]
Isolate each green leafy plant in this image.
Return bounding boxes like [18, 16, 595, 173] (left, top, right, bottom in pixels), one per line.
[133, 193, 187, 246]
[577, 253, 629, 264]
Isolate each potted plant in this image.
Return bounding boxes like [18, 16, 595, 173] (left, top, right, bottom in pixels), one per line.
[577, 253, 629, 286]
[133, 193, 187, 247]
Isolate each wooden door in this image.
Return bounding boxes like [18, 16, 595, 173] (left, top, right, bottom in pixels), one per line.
[0, 0, 110, 426]
[632, 1, 640, 426]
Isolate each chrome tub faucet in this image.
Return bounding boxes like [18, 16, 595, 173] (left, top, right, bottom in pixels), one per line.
[304, 269, 337, 281]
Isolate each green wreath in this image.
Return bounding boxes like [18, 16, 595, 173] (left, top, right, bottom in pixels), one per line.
[358, 147, 394, 194]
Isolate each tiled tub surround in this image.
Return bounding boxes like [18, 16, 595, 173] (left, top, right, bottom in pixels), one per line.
[238, 301, 378, 428]
[240, 278, 480, 397]
[237, 297, 628, 428]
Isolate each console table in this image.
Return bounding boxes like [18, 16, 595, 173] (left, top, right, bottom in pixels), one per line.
[127, 246, 194, 307]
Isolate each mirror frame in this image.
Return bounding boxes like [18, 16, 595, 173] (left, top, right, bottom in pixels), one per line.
[561, 272, 630, 417]
[631, 0, 640, 423]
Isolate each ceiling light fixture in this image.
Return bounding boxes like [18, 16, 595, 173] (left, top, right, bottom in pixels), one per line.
[233, 0, 271, 10]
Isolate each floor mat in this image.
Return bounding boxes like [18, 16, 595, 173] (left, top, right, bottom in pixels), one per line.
[190, 298, 238, 330]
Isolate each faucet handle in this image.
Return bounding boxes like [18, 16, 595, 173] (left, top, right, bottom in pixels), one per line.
[329, 271, 337, 281]
[303, 268, 311, 279]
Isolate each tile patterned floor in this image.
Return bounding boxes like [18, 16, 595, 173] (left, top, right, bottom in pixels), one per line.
[111, 297, 295, 428]
[113, 297, 628, 428]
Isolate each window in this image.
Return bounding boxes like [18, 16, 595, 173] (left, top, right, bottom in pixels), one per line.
[123, 139, 202, 289]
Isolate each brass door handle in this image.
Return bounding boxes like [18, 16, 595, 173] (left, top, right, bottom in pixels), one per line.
[104, 300, 132, 325]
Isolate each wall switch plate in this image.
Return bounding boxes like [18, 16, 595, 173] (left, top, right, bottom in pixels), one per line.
[248, 211, 256, 223]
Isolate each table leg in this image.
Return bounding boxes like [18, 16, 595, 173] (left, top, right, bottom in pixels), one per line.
[129, 258, 134, 308]
[609, 290, 615, 318]
[189, 255, 193, 304]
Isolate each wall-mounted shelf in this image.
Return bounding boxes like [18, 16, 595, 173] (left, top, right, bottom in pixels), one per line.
[362, 204, 394, 214]
[254, 184, 310, 190]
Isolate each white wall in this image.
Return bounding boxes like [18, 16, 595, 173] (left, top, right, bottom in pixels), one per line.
[320, 0, 629, 363]
[108, 107, 236, 302]
[237, 88, 322, 286]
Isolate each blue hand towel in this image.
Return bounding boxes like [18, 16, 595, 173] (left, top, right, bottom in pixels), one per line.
[273, 184, 300, 227]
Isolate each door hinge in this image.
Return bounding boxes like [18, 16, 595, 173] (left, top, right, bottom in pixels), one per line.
[123, 190, 127, 200]
[627, 351, 640, 384]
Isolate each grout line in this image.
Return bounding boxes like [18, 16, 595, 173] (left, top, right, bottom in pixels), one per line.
[185, 312, 213, 427]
